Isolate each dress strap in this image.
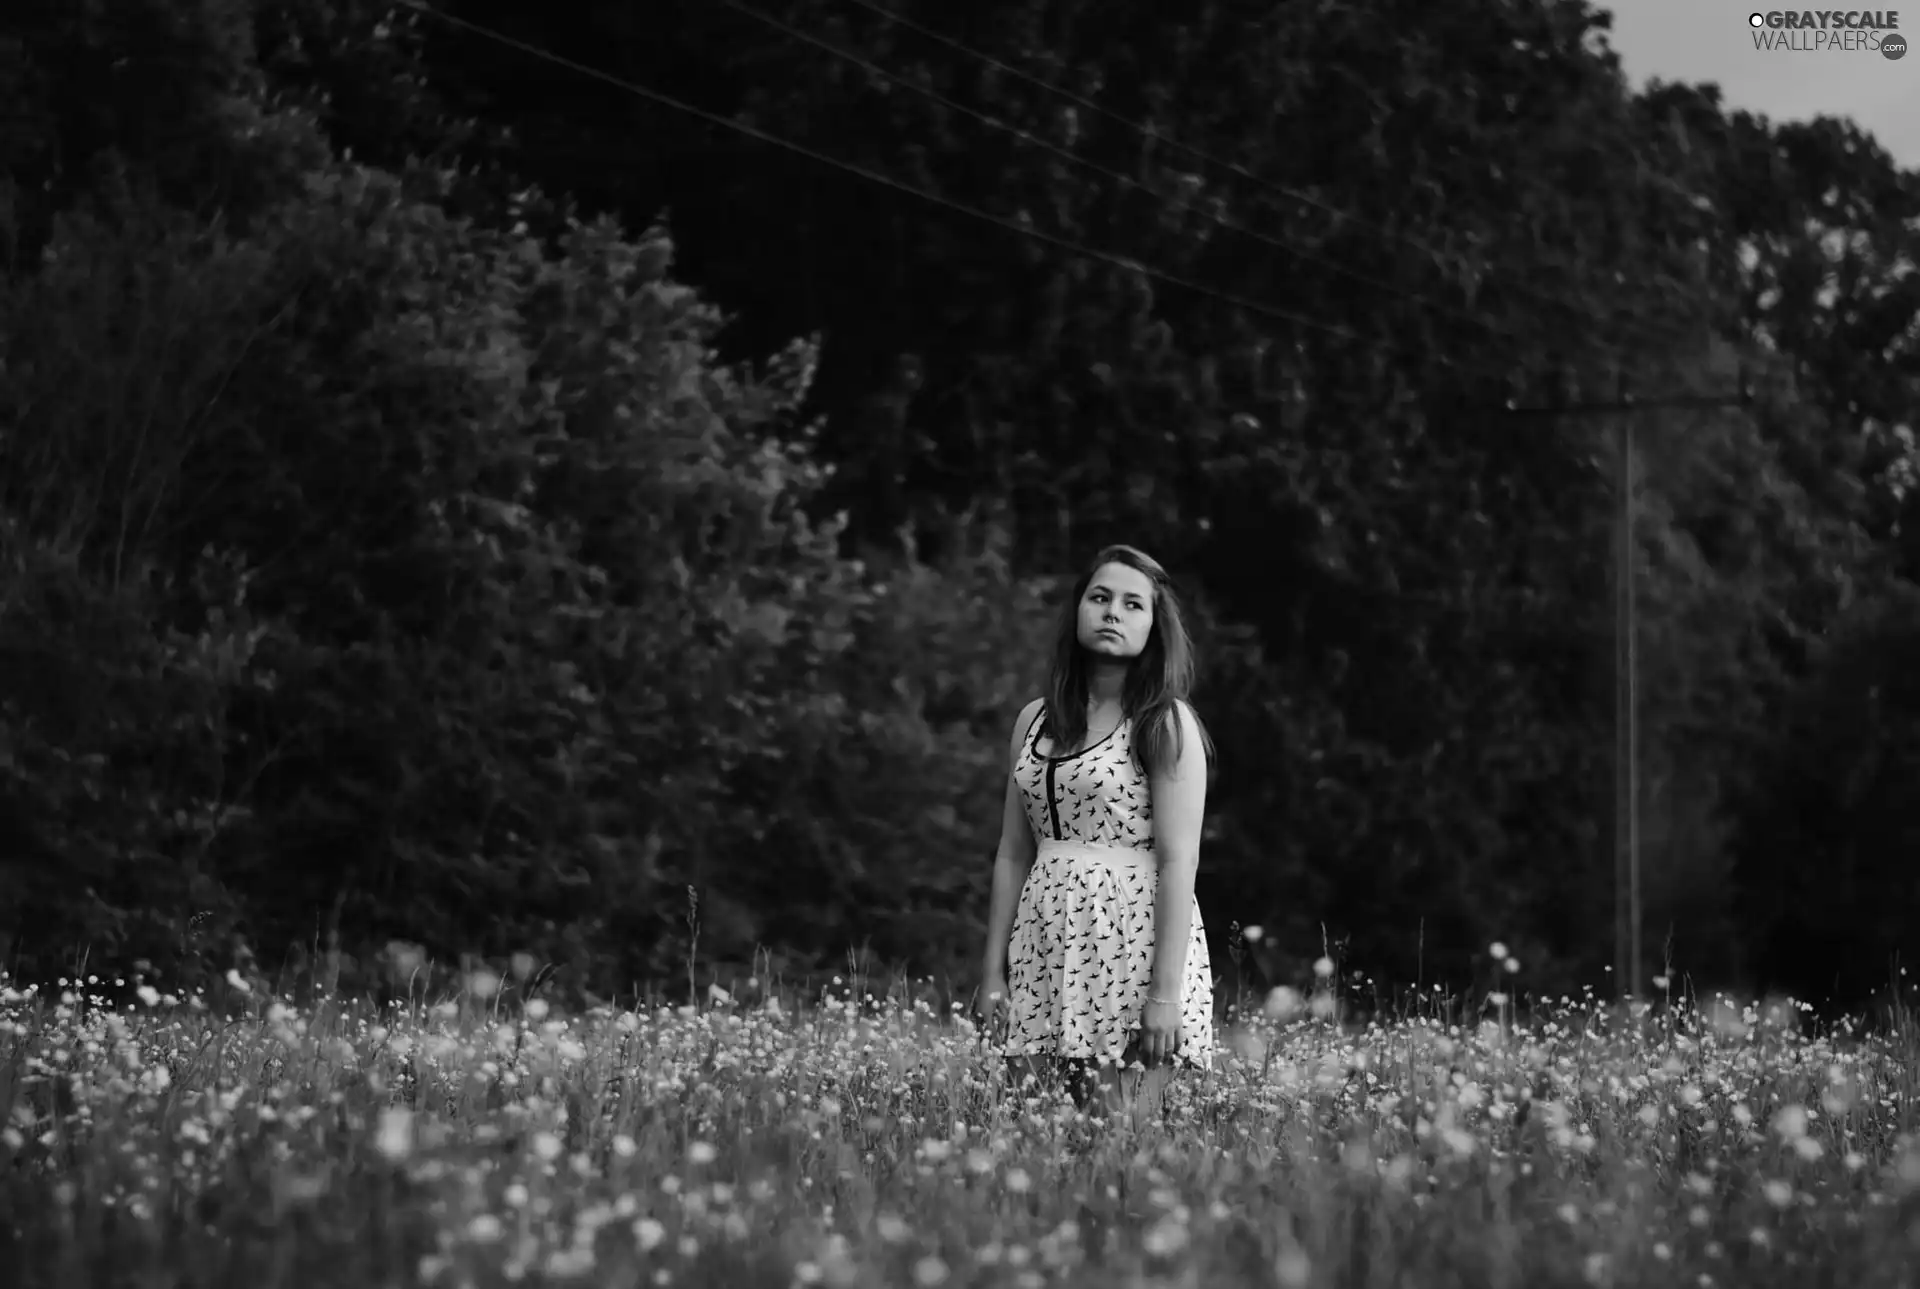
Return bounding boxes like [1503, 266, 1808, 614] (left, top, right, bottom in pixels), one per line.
[1022, 701, 1046, 751]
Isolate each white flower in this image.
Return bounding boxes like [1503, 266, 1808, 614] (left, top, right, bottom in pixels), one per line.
[1263, 986, 1304, 1022]
[1142, 1216, 1188, 1258]
[374, 1108, 413, 1162]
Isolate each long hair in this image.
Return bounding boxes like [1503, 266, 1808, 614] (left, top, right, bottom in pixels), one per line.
[1040, 544, 1215, 778]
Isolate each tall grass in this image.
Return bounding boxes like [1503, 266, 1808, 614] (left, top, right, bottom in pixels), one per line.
[4, 949, 1920, 1288]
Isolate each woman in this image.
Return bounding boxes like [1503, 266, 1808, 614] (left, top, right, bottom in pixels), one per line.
[978, 544, 1216, 1117]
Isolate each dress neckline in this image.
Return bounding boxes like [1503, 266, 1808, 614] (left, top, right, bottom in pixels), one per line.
[1033, 713, 1126, 763]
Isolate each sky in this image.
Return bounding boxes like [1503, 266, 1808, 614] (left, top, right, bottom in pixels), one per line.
[1596, 0, 1920, 169]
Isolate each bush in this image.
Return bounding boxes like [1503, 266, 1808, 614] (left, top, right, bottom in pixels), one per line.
[0, 159, 1057, 996]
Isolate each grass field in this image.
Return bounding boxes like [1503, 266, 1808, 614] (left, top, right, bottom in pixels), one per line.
[4, 954, 1919, 1289]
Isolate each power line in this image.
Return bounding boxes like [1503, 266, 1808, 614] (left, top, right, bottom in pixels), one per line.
[396, 0, 1758, 417]
[831, 0, 1711, 363]
[397, 0, 1384, 351]
[1469, 389, 1757, 418]
[720, 0, 1513, 349]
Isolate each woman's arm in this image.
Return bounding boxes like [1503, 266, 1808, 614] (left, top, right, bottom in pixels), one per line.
[981, 697, 1044, 983]
[1147, 700, 1208, 997]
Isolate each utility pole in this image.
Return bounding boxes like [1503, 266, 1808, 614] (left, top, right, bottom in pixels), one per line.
[1613, 378, 1643, 1002]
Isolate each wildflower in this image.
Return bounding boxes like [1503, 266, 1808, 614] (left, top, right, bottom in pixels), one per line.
[1263, 987, 1304, 1022]
[688, 1141, 718, 1165]
[633, 1218, 665, 1252]
[911, 1256, 949, 1286]
[1313, 957, 1335, 979]
[374, 1108, 414, 1162]
[1142, 1216, 1188, 1258]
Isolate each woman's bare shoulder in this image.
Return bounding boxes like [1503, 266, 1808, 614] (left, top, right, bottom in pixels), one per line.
[1007, 696, 1046, 757]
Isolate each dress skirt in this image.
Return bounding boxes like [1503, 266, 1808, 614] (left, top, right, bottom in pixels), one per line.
[1003, 839, 1214, 1070]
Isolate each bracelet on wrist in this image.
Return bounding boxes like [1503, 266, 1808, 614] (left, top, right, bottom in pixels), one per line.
[1146, 992, 1179, 1006]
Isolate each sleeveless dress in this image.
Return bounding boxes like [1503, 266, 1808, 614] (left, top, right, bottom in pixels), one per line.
[1002, 704, 1215, 1071]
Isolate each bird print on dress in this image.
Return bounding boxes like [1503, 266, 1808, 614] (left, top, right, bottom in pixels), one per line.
[1003, 704, 1214, 1070]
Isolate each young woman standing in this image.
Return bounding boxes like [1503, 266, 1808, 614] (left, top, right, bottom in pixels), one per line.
[978, 544, 1216, 1115]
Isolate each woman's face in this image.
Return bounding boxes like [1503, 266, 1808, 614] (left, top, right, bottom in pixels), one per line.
[1077, 561, 1156, 662]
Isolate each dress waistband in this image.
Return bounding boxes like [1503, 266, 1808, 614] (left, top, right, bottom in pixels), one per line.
[1035, 839, 1157, 868]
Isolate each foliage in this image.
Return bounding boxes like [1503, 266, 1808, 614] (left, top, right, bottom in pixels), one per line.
[0, 0, 1917, 1005]
[0, 157, 1056, 994]
[1732, 582, 1920, 1002]
[370, 0, 1920, 996]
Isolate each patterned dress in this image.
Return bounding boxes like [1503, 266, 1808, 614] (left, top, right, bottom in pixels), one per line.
[1002, 704, 1214, 1070]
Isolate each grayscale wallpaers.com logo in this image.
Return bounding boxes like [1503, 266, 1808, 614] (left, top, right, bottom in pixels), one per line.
[1747, 11, 1906, 58]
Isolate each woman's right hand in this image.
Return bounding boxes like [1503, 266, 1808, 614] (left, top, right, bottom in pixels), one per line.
[977, 969, 1011, 1041]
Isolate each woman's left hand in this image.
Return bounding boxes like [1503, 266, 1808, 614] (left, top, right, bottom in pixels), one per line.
[1135, 994, 1182, 1067]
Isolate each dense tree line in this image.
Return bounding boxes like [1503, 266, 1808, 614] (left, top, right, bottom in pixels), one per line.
[0, 0, 1915, 1010]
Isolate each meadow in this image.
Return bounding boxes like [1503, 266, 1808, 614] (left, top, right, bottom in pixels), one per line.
[4, 945, 1919, 1289]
